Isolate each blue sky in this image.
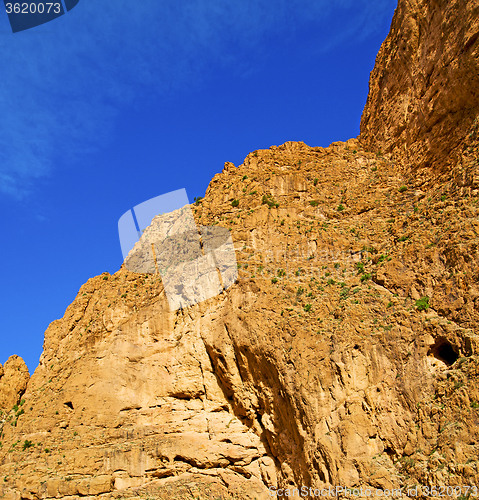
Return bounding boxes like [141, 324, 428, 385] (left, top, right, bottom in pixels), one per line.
[0, 0, 397, 372]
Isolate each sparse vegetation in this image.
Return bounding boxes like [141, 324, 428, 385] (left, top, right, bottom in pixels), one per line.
[399, 457, 415, 471]
[262, 194, 279, 208]
[415, 296, 430, 311]
[22, 440, 34, 451]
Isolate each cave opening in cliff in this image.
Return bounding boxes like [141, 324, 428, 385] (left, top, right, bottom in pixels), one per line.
[428, 338, 459, 366]
[384, 446, 395, 460]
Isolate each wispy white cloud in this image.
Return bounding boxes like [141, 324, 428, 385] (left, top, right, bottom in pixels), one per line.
[0, 0, 396, 198]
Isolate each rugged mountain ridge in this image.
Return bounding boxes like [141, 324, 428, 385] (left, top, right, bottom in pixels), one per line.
[1, 0, 479, 498]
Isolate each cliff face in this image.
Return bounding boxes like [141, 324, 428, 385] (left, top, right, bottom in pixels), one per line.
[360, 0, 479, 183]
[2, 1, 479, 499]
[2, 140, 479, 499]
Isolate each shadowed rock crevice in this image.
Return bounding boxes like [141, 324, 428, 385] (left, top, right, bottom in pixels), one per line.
[428, 338, 459, 367]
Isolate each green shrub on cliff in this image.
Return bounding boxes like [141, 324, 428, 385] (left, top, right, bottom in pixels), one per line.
[415, 296, 430, 311]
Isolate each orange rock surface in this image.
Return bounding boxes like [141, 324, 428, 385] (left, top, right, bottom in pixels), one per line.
[1, 0, 479, 498]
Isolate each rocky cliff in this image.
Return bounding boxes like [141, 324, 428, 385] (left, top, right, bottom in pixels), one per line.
[360, 0, 479, 184]
[2, 0, 479, 498]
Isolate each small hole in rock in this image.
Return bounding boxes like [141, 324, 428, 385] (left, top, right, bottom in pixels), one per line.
[428, 338, 459, 366]
[64, 401, 74, 410]
[384, 446, 395, 458]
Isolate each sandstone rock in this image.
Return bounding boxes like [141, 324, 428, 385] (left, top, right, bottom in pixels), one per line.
[0, 355, 29, 411]
[2, 0, 479, 498]
[4, 136, 477, 497]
